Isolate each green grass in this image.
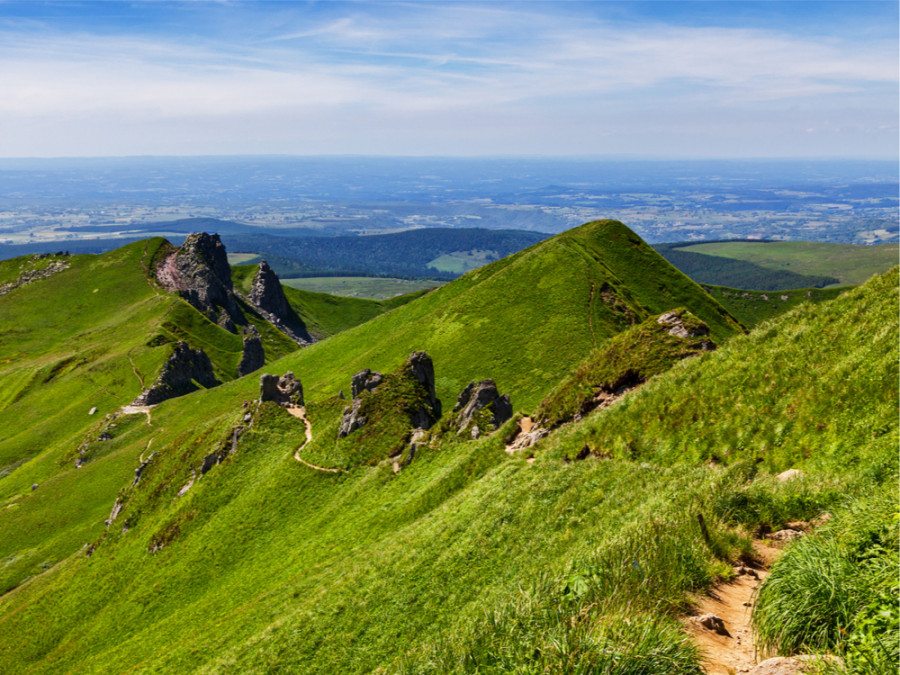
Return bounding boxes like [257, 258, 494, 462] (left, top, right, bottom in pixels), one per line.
[535, 308, 716, 429]
[680, 241, 898, 287]
[281, 276, 443, 300]
[226, 253, 261, 266]
[556, 267, 898, 475]
[0, 226, 893, 673]
[701, 284, 845, 327]
[231, 265, 427, 339]
[754, 486, 898, 672]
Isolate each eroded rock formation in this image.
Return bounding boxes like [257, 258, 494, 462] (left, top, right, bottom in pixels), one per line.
[351, 368, 383, 397]
[452, 379, 512, 438]
[156, 232, 244, 332]
[132, 342, 220, 406]
[243, 260, 312, 345]
[259, 371, 304, 406]
[237, 325, 265, 376]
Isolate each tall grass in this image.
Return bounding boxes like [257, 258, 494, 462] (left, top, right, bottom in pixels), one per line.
[753, 485, 898, 671]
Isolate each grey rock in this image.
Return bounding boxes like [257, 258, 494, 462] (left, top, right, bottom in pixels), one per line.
[248, 260, 290, 318]
[88, 407, 97, 415]
[259, 372, 304, 406]
[351, 369, 384, 397]
[156, 232, 244, 332]
[453, 379, 513, 435]
[98, 432, 112, 442]
[690, 613, 730, 636]
[244, 260, 313, 344]
[237, 325, 265, 376]
[405, 351, 441, 418]
[769, 528, 805, 543]
[133, 342, 221, 406]
[31, 483, 38, 491]
[657, 310, 712, 340]
[338, 399, 367, 438]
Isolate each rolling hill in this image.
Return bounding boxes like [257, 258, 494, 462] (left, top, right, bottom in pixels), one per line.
[0, 221, 894, 674]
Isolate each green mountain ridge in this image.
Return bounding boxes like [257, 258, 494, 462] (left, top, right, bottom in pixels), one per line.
[0, 221, 895, 674]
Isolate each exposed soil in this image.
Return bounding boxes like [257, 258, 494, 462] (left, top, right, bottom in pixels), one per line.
[686, 540, 782, 674]
[289, 406, 345, 473]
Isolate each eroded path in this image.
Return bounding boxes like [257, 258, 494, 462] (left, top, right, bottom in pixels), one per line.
[288, 406, 345, 474]
[686, 540, 781, 674]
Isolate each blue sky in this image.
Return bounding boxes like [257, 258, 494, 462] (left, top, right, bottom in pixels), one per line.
[0, 1, 896, 158]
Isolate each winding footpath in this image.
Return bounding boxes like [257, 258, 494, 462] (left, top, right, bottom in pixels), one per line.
[288, 406, 346, 474]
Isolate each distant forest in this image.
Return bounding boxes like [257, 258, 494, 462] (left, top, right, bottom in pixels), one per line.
[224, 228, 548, 279]
[653, 242, 840, 290]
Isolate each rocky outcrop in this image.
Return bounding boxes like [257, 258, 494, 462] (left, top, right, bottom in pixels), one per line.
[338, 398, 366, 438]
[404, 351, 442, 423]
[237, 325, 265, 376]
[351, 369, 383, 397]
[248, 260, 290, 318]
[132, 342, 220, 406]
[657, 311, 715, 349]
[451, 379, 512, 438]
[0, 253, 71, 297]
[156, 232, 243, 332]
[259, 372, 303, 406]
[338, 352, 443, 440]
[243, 260, 312, 345]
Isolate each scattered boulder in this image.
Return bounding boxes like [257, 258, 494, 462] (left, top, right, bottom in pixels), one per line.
[769, 528, 805, 543]
[31, 483, 38, 491]
[259, 372, 304, 406]
[338, 352, 443, 440]
[237, 325, 265, 376]
[690, 613, 730, 636]
[155, 232, 244, 332]
[777, 468, 804, 482]
[351, 369, 384, 397]
[133, 342, 220, 406]
[88, 407, 97, 415]
[452, 379, 512, 437]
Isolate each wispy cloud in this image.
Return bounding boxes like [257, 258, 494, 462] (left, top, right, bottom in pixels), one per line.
[0, 1, 895, 157]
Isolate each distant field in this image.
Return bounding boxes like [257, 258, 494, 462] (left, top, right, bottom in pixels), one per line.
[227, 253, 261, 265]
[427, 249, 497, 274]
[281, 276, 443, 299]
[680, 241, 898, 287]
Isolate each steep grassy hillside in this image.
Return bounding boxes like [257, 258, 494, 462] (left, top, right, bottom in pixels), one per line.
[0, 239, 419, 595]
[0, 263, 892, 674]
[253, 220, 742, 412]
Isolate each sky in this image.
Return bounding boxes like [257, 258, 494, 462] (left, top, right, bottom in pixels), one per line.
[0, 1, 896, 159]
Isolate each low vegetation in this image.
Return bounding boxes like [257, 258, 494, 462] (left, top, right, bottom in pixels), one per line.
[0, 222, 894, 674]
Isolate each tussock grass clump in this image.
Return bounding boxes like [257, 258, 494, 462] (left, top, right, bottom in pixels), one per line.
[753, 485, 898, 671]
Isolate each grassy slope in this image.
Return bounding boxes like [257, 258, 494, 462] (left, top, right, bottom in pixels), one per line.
[680, 240, 898, 287]
[702, 284, 845, 327]
[0, 266, 892, 674]
[250, 220, 742, 413]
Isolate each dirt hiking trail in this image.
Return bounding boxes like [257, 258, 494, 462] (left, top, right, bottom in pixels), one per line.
[687, 540, 782, 674]
[288, 406, 345, 474]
